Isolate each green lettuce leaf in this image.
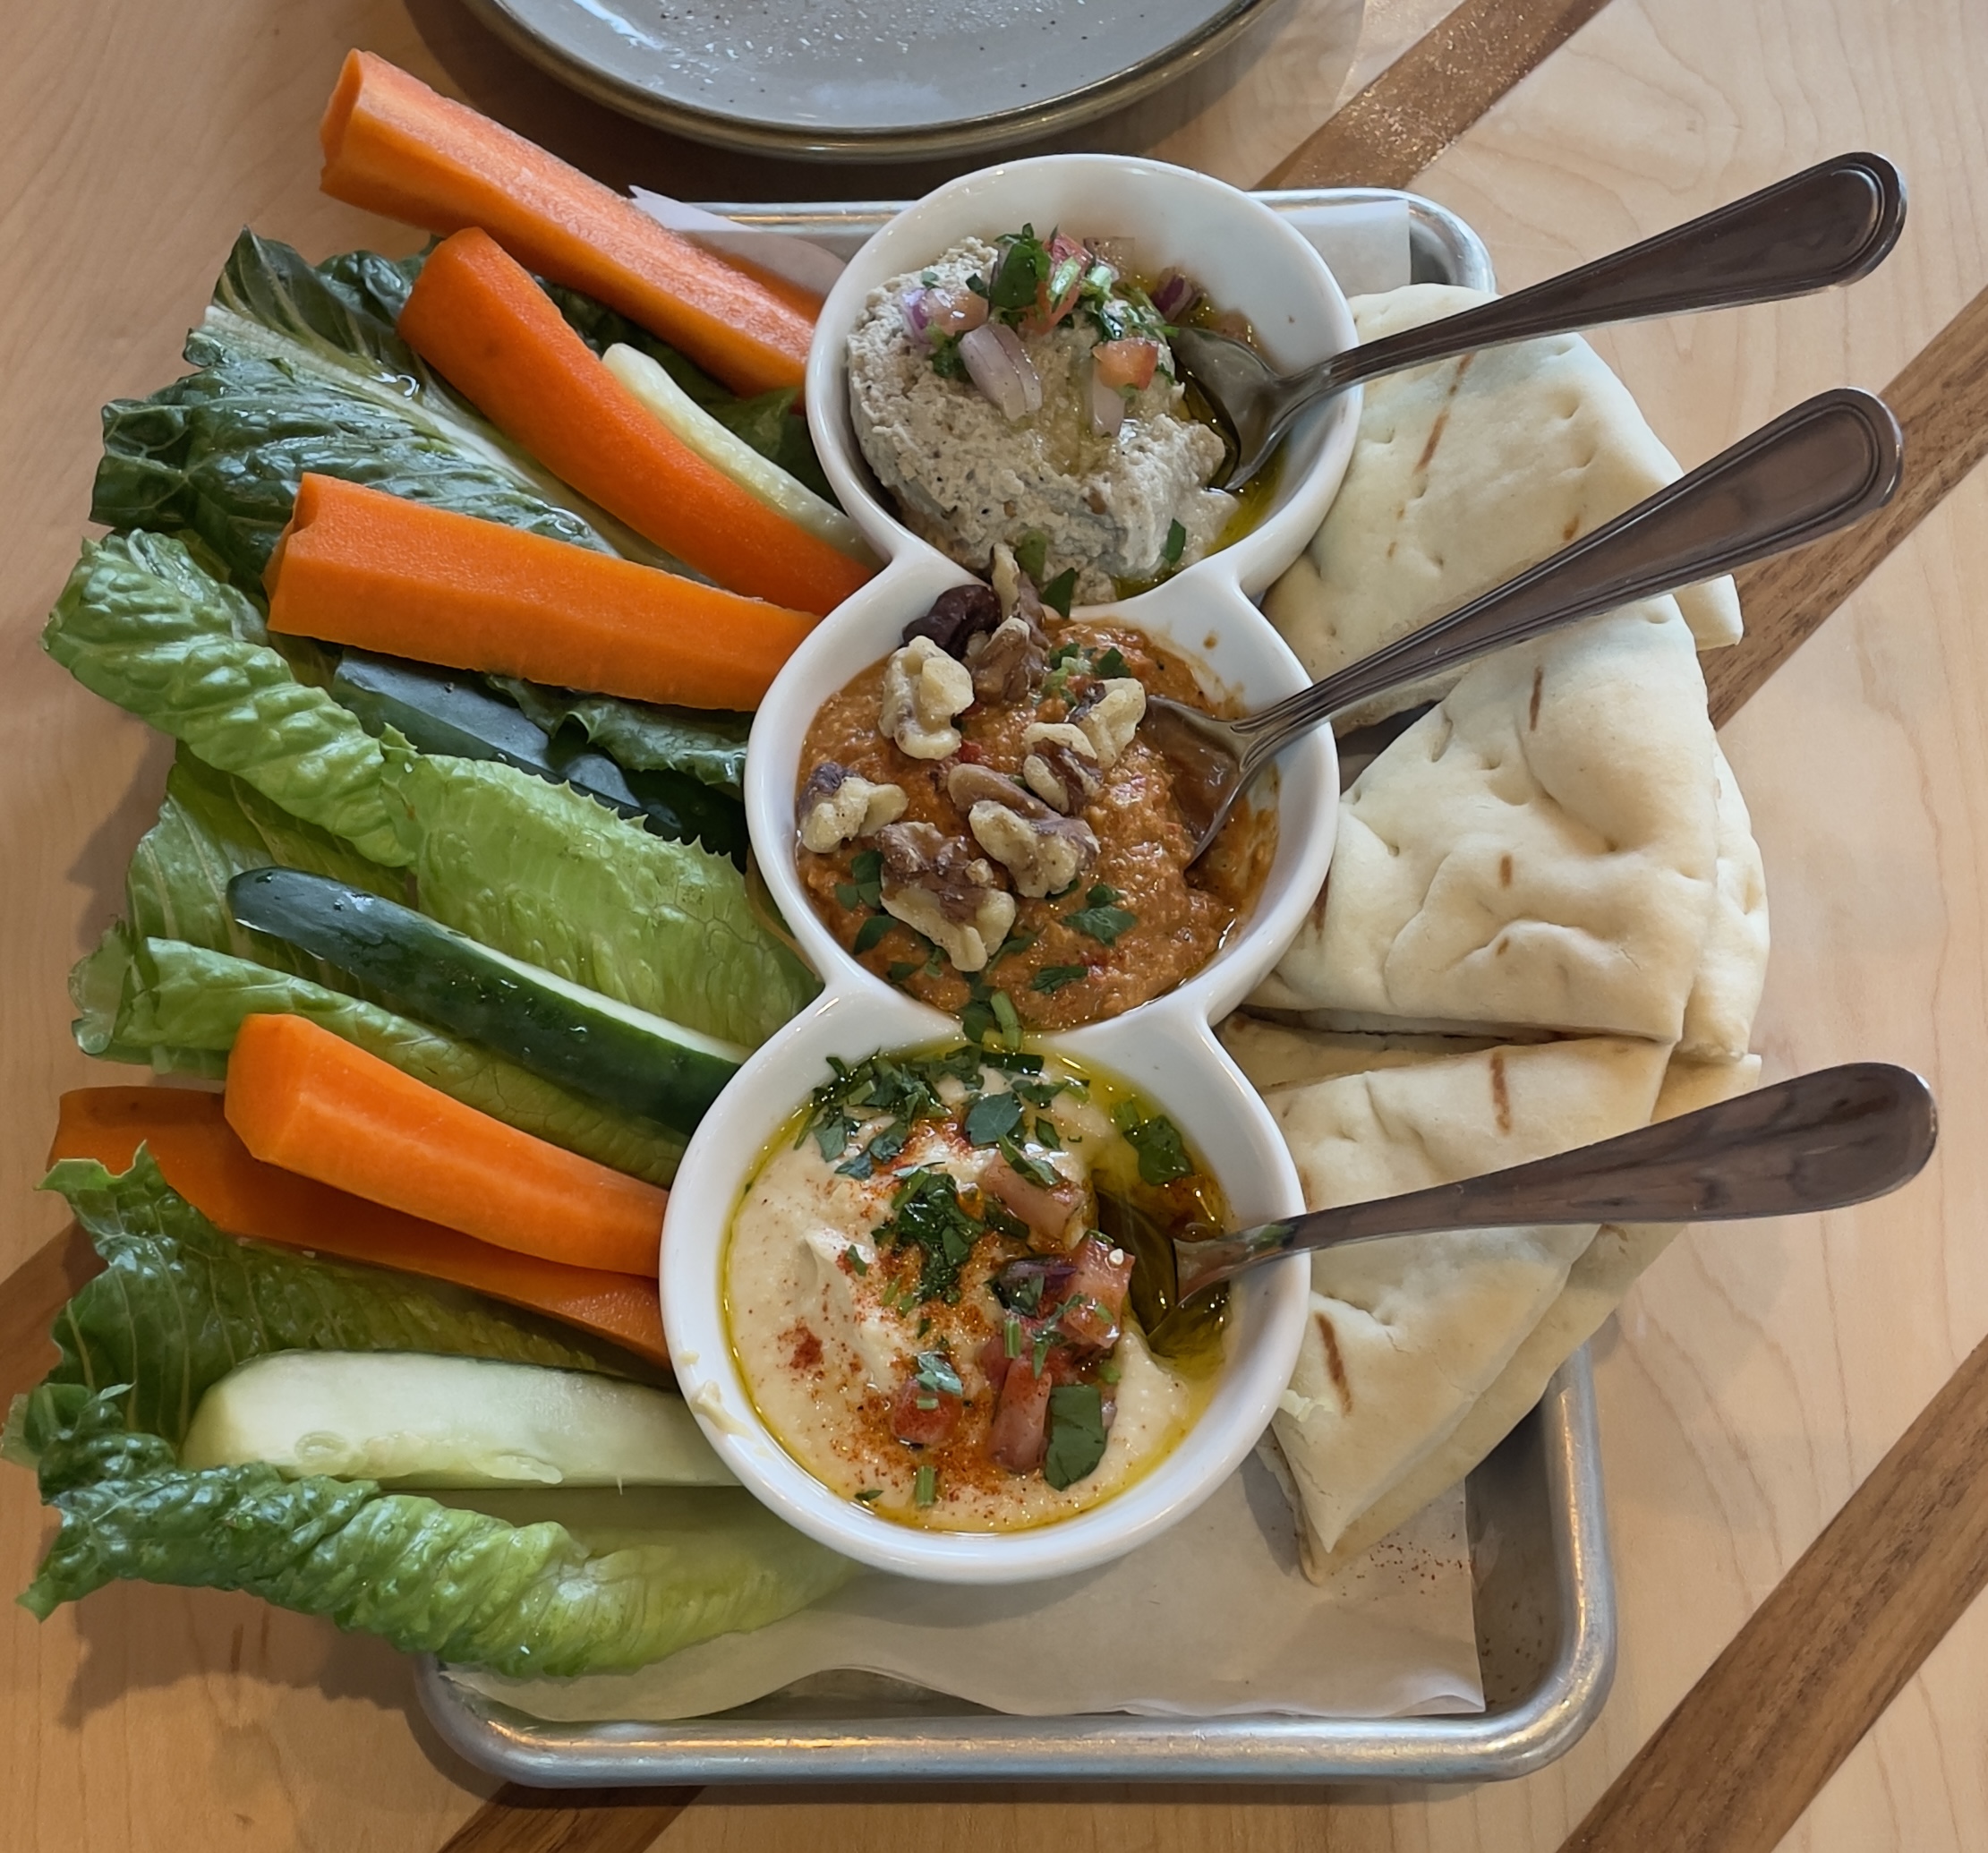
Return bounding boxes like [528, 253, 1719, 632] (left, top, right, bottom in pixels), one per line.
[20, 1389, 847, 1675]
[30, 1153, 644, 1449]
[389, 752, 816, 1046]
[497, 679, 750, 796]
[12, 1161, 849, 1671]
[71, 932, 685, 1186]
[42, 531, 414, 864]
[90, 231, 670, 591]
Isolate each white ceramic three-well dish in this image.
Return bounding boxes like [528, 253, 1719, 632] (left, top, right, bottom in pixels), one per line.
[662, 155, 1361, 1584]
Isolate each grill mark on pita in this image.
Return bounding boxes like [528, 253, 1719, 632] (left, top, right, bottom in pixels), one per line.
[1499, 853, 1514, 887]
[1314, 1311, 1352, 1413]
[1529, 665, 1545, 730]
[1412, 352, 1476, 474]
[1562, 513, 1580, 542]
[1490, 1049, 1513, 1133]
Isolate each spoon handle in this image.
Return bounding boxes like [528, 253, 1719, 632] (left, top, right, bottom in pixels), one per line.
[1233, 386, 1901, 758]
[1173, 1064, 1937, 1300]
[1318, 151, 1905, 398]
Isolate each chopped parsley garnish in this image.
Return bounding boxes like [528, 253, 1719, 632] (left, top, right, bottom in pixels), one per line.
[1032, 962, 1090, 995]
[1010, 1075, 1068, 1107]
[1113, 1104, 1196, 1186]
[1093, 645, 1131, 679]
[1163, 518, 1188, 566]
[920, 269, 940, 286]
[802, 1047, 969, 1164]
[996, 1136, 1060, 1190]
[1003, 1313, 1022, 1358]
[991, 927, 1038, 966]
[990, 989, 1022, 1047]
[833, 882, 863, 910]
[1065, 895, 1138, 946]
[986, 225, 1051, 316]
[848, 848, 884, 908]
[1032, 1328, 1054, 1375]
[997, 1268, 1047, 1316]
[963, 1089, 1024, 1147]
[929, 331, 968, 380]
[852, 911, 896, 953]
[886, 959, 924, 984]
[1042, 1385, 1109, 1490]
[875, 1167, 989, 1302]
[1046, 637, 1087, 670]
[843, 1246, 868, 1276]
[1014, 533, 1049, 582]
[1098, 1360, 1122, 1384]
[1029, 1114, 1062, 1152]
[914, 1464, 939, 1507]
[855, 1487, 883, 1502]
[1040, 567, 1079, 619]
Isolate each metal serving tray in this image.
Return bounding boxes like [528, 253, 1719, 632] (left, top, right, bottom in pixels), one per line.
[418, 188, 1617, 1787]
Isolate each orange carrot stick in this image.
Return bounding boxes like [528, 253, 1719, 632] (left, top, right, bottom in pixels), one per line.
[398, 227, 871, 619]
[223, 1014, 668, 1277]
[49, 1088, 667, 1365]
[319, 50, 815, 396]
[267, 474, 812, 710]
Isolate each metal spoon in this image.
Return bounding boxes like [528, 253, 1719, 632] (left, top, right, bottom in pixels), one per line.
[1178, 150, 1905, 490]
[1147, 385, 1903, 864]
[1172, 1063, 1936, 1302]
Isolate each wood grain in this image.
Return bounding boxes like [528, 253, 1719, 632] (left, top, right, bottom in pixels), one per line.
[1561, 1325, 1988, 1852]
[439, 1788, 699, 1853]
[0, 1226, 99, 1410]
[1259, 0, 1615, 188]
[1708, 283, 1988, 727]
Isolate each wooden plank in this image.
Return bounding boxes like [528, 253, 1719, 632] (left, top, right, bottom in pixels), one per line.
[1560, 1326, 1988, 1853]
[1258, 0, 1616, 189]
[438, 1787, 700, 1853]
[1709, 283, 1988, 727]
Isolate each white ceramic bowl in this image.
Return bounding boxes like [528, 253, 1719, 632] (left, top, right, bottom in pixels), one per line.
[662, 154, 1360, 1583]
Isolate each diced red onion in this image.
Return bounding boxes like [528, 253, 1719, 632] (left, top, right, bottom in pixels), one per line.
[1151, 268, 1202, 321]
[960, 321, 1042, 422]
[899, 286, 934, 348]
[1089, 361, 1126, 438]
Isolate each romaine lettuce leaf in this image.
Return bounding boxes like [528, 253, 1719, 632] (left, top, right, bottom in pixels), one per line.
[497, 679, 750, 796]
[42, 531, 414, 865]
[30, 1153, 644, 1448]
[89, 231, 670, 589]
[19, 1389, 847, 1675]
[11, 1163, 850, 1672]
[71, 932, 685, 1187]
[389, 752, 816, 1046]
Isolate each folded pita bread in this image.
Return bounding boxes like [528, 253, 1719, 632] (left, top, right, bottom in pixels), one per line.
[1264, 284, 1743, 727]
[1262, 1034, 1673, 1567]
[1218, 1015, 1499, 1091]
[1252, 600, 1720, 1043]
[1680, 743, 1770, 1059]
[1301, 1050, 1762, 1577]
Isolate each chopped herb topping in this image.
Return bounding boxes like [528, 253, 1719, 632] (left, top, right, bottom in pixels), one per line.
[1113, 1106, 1195, 1185]
[1042, 1384, 1109, 1490]
[913, 1350, 964, 1398]
[851, 910, 895, 954]
[1032, 962, 1090, 995]
[875, 1167, 996, 1302]
[989, 989, 1022, 1048]
[929, 331, 968, 380]
[963, 1089, 1024, 1147]
[1003, 1313, 1023, 1358]
[1065, 896, 1138, 945]
[996, 1136, 1060, 1190]
[914, 1464, 939, 1507]
[1014, 533, 1049, 582]
[843, 1246, 869, 1276]
[1093, 645, 1131, 679]
[1163, 518, 1187, 566]
[1029, 1114, 1062, 1152]
[986, 225, 1051, 316]
[1040, 567, 1079, 619]
[855, 1487, 883, 1502]
[848, 848, 884, 908]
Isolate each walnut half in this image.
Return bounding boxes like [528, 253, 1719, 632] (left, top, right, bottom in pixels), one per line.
[874, 821, 1017, 973]
[798, 763, 908, 853]
[1020, 722, 1102, 814]
[879, 636, 975, 759]
[1073, 677, 1146, 769]
[944, 762, 1099, 900]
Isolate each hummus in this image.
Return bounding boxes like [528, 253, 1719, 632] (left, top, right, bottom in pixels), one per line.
[724, 1046, 1228, 1531]
[847, 235, 1238, 603]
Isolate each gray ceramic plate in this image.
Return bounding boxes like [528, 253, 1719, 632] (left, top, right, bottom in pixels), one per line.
[457, 0, 1283, 159]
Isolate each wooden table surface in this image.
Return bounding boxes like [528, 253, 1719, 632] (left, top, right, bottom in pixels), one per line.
[4, 0, 1987, 1848]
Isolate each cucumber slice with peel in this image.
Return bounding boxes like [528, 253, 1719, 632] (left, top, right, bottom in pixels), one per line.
[180, 1351, 735, 1488]
[227, 867, 745, 1134]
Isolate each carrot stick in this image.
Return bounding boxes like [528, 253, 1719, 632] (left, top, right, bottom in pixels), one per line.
[267, 474, 813, 710]
[223, 1014, 668, 1277]
[398, 227, 871, 619]
[319, 50, 815, 396]
[49, 1088, 667, 1365]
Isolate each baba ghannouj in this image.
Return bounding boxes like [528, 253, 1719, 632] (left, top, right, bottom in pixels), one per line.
[724, 1041, 1232, 1532]
[845, 226, 1251, 605]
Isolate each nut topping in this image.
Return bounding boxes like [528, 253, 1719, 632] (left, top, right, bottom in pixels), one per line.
[964, 802, 1099, 901]
[965, 614, 1045, 705]
[901, 582, 1003, 657]
[1073, 677, 1146, 768]
[875, 821, 1017, 972]
[879, 636, 975, 759]
[798, 762, 909, 852]
[1019, 722, 1101, 814]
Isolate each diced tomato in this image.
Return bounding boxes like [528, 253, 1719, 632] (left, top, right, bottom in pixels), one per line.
[890, 1377, 962, 1446]
[981, 1154, 1085, 1249]
[987, 1353, 1054, 1473]
[1023, 234, 1092, 333]
[1094, 337, 1160, 391]
[1055, 1236, 1134, 1349]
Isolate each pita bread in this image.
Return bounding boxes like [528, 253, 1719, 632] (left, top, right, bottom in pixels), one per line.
[1263, 1034, 1672, 1564]
[1263, 284, 1743, 727]
[1303, 1051, 1762, 1576]
[1680, 743, 1770, 1059]
[1252, 600, 1720, 1043]
[1217, 1015, 1498, 1091]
